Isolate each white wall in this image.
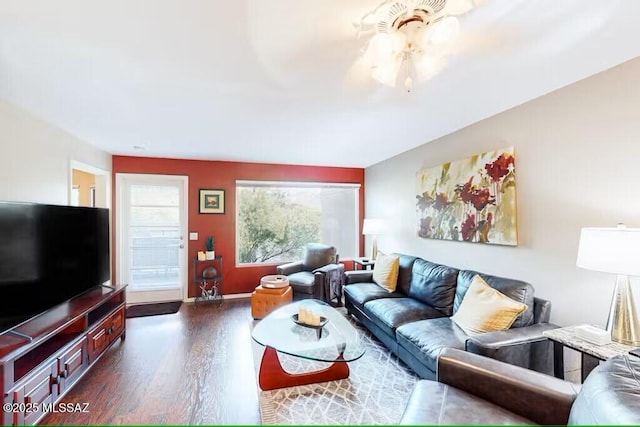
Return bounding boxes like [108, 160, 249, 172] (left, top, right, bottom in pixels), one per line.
[0, 100, 111, 204]
[365, 56, 640, 331]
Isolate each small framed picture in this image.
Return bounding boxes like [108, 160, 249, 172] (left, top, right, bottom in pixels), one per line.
[199, 188, 225, 214]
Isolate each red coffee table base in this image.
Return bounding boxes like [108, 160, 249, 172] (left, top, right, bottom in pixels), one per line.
[258, 345, 350, 390]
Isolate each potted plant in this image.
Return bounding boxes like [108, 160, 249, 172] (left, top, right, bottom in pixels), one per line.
[205, 235, 215, 259]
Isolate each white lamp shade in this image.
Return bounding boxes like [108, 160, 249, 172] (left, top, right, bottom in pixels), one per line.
[363, 218, 384, 235]
[576, 227, 640, 276]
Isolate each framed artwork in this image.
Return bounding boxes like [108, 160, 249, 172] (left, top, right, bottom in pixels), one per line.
[199, 188, 225, 214]
[416, 146, 517, 246]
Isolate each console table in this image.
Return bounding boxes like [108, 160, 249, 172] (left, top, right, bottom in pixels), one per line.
[543, 325, 634, 382]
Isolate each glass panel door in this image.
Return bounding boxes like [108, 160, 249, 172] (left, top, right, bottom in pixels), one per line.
[117, 174, 188, 304]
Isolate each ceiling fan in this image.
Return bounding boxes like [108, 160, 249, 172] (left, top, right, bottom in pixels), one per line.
[355, 0, 482, 91]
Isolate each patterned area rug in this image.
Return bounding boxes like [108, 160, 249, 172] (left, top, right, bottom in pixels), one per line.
[252, 310, 419, 424]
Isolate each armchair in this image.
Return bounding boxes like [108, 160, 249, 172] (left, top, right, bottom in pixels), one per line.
[276, 243, 343, 304]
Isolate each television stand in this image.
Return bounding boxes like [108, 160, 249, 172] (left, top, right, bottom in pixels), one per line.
[0, 285, 126, 425]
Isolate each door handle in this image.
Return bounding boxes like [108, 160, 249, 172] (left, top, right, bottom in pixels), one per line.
[179, 244, 184, 249]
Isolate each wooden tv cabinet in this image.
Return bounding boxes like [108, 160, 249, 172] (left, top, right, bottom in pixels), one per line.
[0, 285, 126, 425]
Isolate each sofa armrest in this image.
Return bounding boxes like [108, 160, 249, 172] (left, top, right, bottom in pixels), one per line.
[344, 270, 373, 284]
[465, 323, 560, 374]
[276, 261, 303, 276]
[437, 348, 579, 425]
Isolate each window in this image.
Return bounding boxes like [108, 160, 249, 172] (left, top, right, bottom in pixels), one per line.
[236, 180, 360, 264]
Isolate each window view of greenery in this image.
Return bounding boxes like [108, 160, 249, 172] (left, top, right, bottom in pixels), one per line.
[237, 183, 358, 264]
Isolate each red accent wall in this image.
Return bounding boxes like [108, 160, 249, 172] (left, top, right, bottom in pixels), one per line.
[112, 156, 365, 297]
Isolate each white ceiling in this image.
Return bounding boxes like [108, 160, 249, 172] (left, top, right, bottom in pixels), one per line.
[1, 0, 639, 167]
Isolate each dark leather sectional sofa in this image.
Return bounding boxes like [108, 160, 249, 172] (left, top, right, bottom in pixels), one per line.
[344, 253, 558, 379]
[400, 348, 640, 424]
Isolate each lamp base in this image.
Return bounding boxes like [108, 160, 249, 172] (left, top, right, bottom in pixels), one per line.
[370, 236, 378, 261]
[607, 275, 640, 346]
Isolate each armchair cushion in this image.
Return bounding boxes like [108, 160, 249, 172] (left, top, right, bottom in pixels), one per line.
[287, 271, 316, 295]
[303, 243, 337, 271]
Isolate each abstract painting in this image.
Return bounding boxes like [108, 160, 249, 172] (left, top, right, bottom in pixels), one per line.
[416, 147, 517, 245]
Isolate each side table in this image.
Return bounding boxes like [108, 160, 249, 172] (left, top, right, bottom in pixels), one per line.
[352, 257, 375, 270]
[193, 255, 224, 306]
[543, 325, 635, 382]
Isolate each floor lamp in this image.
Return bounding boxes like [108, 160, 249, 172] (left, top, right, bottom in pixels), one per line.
[576, 224, 640, 346]
[362, 219, 383, 261]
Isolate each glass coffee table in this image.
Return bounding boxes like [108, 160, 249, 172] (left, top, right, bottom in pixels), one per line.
[252, 299, 365, 390]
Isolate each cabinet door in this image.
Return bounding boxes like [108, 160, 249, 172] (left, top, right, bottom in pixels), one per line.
[108, 307, 125, 338]
[58, 337, 88, 391]
[19, 362, 57, 425]
[87, 306, 125, 363]
[3, 392, 16, 426]
[87, 322, 108, 363]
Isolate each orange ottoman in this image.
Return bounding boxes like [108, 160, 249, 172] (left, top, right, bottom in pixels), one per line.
[251, 285, 292, 319]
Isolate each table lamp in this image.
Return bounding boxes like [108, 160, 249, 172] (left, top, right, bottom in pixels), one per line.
[576, 224, 640, 345]
[362, 218, 383, 260]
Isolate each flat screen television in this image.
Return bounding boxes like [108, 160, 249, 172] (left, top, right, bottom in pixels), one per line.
[0, 201, 110, 334]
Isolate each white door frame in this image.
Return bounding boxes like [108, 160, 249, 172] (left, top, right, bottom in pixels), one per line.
[115, 173, 189, 302]
[69, 160, 111, 209]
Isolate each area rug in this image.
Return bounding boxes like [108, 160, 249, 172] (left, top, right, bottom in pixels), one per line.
[126, 301, 182, 318]
[252, 310, 419, 425]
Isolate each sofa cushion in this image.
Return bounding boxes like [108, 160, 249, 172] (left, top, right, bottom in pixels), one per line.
[399, 380, 534, 425]
[451, 275, 527, 334]
[396, 317, 468, 374]
[372, 252, 400, 292]
[364, 298, 445, 338]
[393, 254, 419, 295]
[455, 270, 535, 328]
[287, 271, 315, 295]
[407, 259, 459, 316]
[344, 282, 403, 310]
[568, 355, 640, 425]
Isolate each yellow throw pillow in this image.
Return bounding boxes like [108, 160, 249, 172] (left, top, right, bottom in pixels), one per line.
[452, 275, 527, 335]
[372, 252, 400, 292]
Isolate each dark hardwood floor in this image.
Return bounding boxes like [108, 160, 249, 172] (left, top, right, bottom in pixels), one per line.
[41, 299, 261, 425]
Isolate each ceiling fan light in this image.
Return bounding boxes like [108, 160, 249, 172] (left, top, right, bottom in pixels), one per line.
[414, 24, 435, 49]
[371, 57, 403, 87]
[429, 16, 460, 45]
[414, 54, 447, 81]
[389, 31, 408, 54]
[366, 33, 395, 64]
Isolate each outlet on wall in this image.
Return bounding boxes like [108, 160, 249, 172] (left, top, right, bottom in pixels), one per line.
[189, 232, 198, 240]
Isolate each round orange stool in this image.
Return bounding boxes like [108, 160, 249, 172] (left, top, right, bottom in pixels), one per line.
[251, 285, 293, 319]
